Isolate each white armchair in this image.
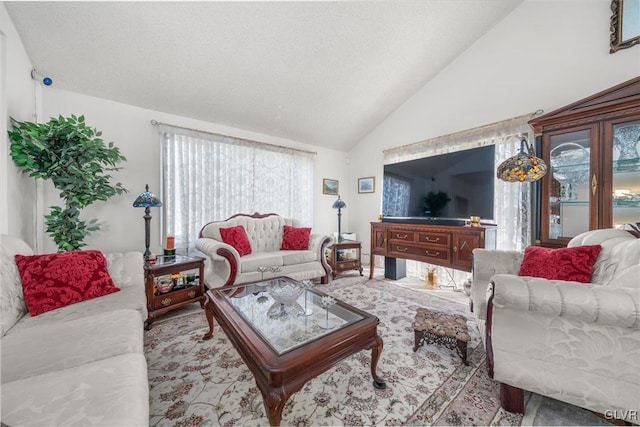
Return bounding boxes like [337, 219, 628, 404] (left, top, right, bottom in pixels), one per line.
[470, 248, 522, 337]
[472, 228, 640, 422]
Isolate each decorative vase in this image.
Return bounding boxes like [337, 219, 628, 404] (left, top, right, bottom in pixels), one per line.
[426, 268, 438, 290]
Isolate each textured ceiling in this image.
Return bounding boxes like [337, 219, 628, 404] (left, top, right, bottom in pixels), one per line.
[6, 1, 521, 151]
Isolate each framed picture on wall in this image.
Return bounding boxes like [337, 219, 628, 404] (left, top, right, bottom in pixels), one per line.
[610, 0, 640, 53]
[323, 178, 339, 195]
[358, 177, 375, 193]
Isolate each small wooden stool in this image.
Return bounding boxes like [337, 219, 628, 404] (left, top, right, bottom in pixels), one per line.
[413, 307, 470, 365]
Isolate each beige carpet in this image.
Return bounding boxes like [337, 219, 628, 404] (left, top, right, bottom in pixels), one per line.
[145, 272, 612, 426]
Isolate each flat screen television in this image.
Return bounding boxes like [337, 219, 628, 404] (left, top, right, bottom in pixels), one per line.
[382, 145, 495, 222]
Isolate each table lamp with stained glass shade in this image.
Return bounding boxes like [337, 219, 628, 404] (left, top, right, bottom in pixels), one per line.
[497, 136, 547, 182]
[332, 195, 347, 242]
[133, 184, 163, 262]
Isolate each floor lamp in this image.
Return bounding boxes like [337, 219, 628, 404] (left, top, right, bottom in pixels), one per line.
[332, 195, 346, 242]
[133, 184, 163, 262]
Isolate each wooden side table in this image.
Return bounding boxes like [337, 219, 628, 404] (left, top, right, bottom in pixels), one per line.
[144, 254, 205, 329]
[327, 240, 363, 279]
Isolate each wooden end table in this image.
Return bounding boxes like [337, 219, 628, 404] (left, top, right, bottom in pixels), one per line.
[144, 254, 205, 329]
[327, 239, 363, 279]
[202, 277, 385, 426]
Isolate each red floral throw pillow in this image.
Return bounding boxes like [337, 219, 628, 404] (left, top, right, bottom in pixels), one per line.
[15, 250, 120, 316]
[281, 225, 311, 250]
[220, 225, 252, 256]
[518, 245, 602, 283]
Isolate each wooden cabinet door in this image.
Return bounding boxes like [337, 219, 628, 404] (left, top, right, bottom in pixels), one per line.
[371, 226, 387, 254]
[540, 124, 598, 247]
[452, 232, 480, 271]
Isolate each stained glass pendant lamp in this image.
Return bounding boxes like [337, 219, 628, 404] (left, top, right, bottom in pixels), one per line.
[332, 195, 347, 242]
[497, 137, 547, 182]
[133, 184, 163, 262]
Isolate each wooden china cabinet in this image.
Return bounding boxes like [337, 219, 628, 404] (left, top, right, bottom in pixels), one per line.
[529, 77, 640, 247]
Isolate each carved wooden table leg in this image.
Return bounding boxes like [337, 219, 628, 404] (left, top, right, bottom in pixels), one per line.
[369, 252, 375, 280]
[260, 387, 288, 427]
[456, 339, 469, 366]
[371, 334, 386, 389]
[202, 294, 215, 340]
[145, 314, 155, 330]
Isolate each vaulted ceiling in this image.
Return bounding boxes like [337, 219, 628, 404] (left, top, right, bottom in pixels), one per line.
[6, 1, 522, 151]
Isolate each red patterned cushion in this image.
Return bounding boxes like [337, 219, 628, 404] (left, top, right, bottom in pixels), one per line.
[15, 250, 120, 316]
[281, 225, 311, 250]
[518, 245, 602, 283]
[220, 225, 252, 256]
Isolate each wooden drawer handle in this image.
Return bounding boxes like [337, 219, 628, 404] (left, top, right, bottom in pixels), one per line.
[396, 234, 409, 239]
[424, 237, 440, 242]
[425, 250, 440, 256]
[396, 247, 408, 252]
[161, 297, 172, 307]
[188, 290, 196, 298]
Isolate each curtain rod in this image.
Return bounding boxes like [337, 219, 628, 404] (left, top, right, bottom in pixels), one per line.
[150, 120, 317, 156]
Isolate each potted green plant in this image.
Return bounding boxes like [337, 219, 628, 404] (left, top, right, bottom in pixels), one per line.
[8, 114, 128, 251]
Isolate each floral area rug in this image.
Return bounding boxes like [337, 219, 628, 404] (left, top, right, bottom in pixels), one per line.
[144, 275, 607, 426]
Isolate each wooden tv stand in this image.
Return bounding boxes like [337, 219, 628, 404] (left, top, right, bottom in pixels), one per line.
[369, 220, 496, 280]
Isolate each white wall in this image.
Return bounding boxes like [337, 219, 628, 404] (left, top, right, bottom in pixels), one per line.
[0, 3, 40, 248]
[347, 0, 640, 258]
[39, 88, 348, 254]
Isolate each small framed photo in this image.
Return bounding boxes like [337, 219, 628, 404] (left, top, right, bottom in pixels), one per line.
[323, 178, 339, 195]
[358, 177, 375, 194]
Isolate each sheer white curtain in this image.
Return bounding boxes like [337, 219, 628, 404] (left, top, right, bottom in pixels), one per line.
[159, 125, 315, 251]
[381, 113, 537, 282]
[494, 139, 532, 252]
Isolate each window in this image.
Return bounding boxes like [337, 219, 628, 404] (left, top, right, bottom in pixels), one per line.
[160, 126, 315, 251]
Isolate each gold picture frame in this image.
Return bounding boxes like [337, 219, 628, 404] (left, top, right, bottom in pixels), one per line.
[358, 177, 375, 194]
[323, 178, 339, 195]
[610, 0, 640, 53]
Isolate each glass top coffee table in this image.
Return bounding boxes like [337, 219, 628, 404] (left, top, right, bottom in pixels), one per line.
[202, 277, 385, 426]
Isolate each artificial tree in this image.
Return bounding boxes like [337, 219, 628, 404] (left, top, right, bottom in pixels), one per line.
[8, 114, 128, 251]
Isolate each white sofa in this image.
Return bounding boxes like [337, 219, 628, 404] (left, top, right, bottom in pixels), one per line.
[471, 228, 640, 422]
[196, 213, 332, 288]
[0, 234, 149, 426]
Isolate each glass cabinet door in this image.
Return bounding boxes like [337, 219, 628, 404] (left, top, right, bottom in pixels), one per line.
[609, 119, 640, 228]
[544, 127, 594, 244]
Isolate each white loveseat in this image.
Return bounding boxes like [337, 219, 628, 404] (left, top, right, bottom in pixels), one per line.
[471, 228, 640, 421]
[196, 213, 332, 288]
[0, 234, 149, 426]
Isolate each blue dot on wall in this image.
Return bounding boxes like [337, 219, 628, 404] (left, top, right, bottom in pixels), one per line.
[42, 77, 53, 86]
